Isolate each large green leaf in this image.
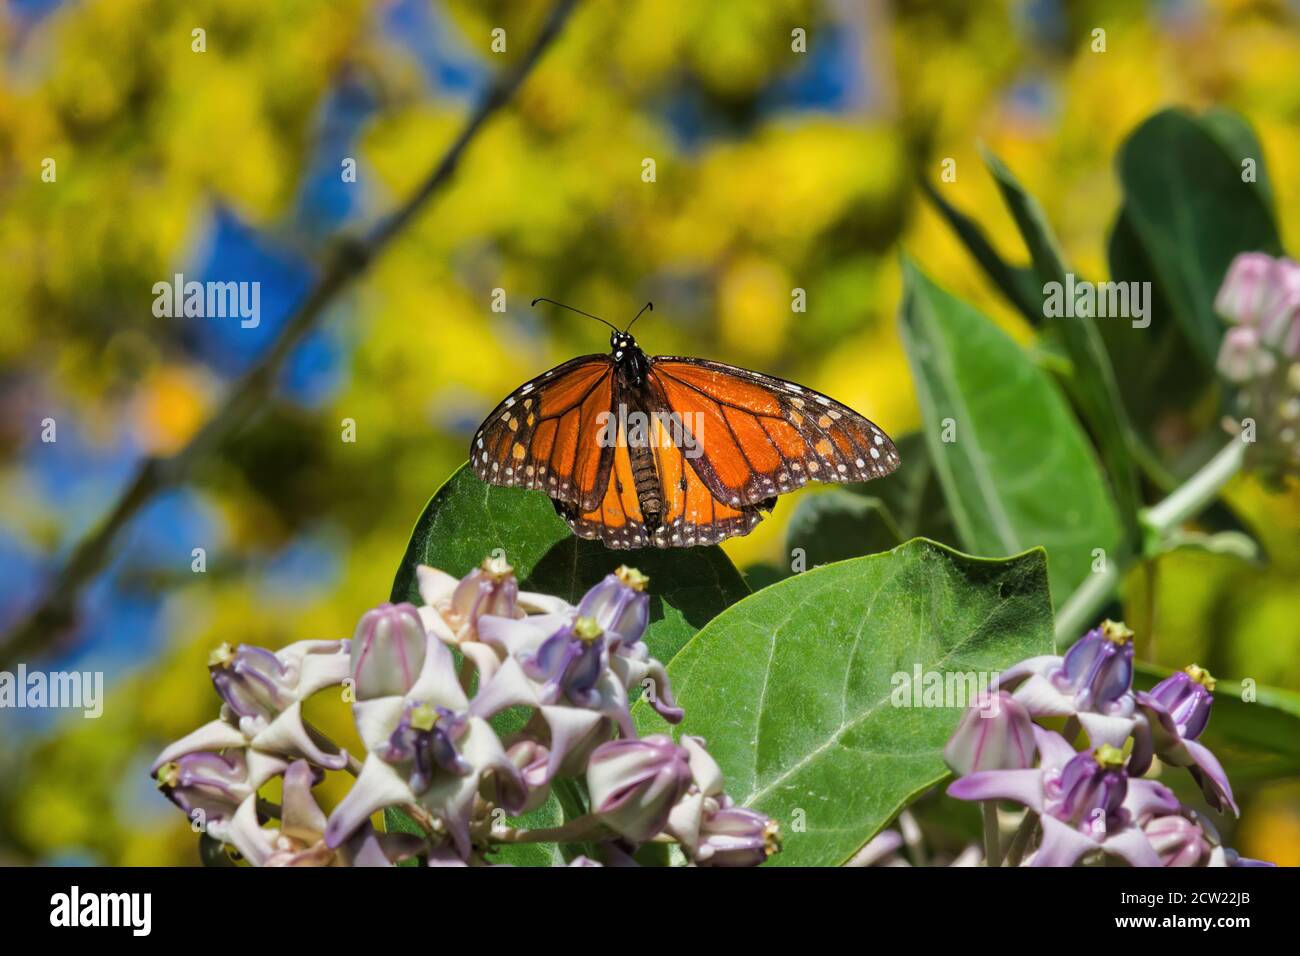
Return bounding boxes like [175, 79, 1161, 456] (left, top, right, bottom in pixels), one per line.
[981, 148, 1142, 550]
[635, 539, 1055, 866]
[390, 463, 750, 664]
[898, 259, 1123, 606]
[854, 431, 958, 545]
[920, 177, 1042, 323]
[1117, 108, 1284, 367]
[784, 490, 903, 569]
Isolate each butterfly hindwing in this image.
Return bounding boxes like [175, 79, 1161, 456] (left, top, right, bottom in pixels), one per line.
[561, 410, 766, 550]
[471, 354, 616, 513]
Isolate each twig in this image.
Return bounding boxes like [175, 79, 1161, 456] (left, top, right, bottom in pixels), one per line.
[1, 0, 581, 668]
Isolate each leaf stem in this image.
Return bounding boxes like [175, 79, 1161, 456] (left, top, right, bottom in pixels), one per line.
[491, 815, 614, 845]
[1004, 811, 1038, 867]
[982, 802, 1001, 867]
[1055, 438, 1246, 644]
[1142, 439, 1246, 533]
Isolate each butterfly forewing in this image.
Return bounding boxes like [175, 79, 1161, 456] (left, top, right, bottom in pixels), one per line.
[647, 358, 900, 508]
[471, 354, 615, 513]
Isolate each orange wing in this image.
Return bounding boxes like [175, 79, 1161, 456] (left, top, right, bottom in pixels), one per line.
[647, 357, 900, 508]
[562, 412, 764, 549]
[471, 355, 615, 513]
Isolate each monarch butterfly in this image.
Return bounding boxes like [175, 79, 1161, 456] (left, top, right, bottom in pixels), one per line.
[471, 299, 900, 549]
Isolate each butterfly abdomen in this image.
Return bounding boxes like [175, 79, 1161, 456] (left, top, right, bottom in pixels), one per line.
[629, 439, 662, 530]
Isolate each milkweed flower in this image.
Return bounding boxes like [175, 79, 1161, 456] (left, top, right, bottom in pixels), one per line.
[948, 731, 1179, 867]
[587, 735, 693, 842]
[943, 621, 1266, 866]
[1132, 665, 1238, 816]
[694, 806, 783, 867]
[351, 603, 427, 700]
[153, 748, 287, 838]
[154, 557, 775, 867]
[997, 620, 1137, 747]
[1215, 252, 1300, 482]
[325, 629, 525, 858]
[1143, 813, 1212, 867]
[943, 690, 1037, 775]
[226, 761, 423, 867]
[155, 639, 353, 772]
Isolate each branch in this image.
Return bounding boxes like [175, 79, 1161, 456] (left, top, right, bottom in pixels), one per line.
[1, 0, 580, 668]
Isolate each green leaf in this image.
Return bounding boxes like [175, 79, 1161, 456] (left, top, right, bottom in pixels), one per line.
[981, 147, 1143, 550]
[784, 490, 903, 568]
[1102, 208, 1208, 445]
[898, 259, 1123, 606]
[1134, 664, 1300, 786]
[390, 463, 750, 664]
[634, 539, 1055, 866]
[1117, 108, 1284, 367]
[760, 434, 959, 583]
[1198, 107, 1276, 214]
[919, 177, 1042, 322]
[853, 431, 958, 544]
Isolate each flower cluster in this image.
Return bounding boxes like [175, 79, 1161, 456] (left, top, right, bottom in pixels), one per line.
[152, 556, 780, 867]
[943, 621, 1270, 867]
[1214, 252, 1300, 482]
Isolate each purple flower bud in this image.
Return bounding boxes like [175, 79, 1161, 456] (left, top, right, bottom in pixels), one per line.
[694, 807, 782, 867]
[155, 750, 264, 824]
[209, 644, 293, 720]
[578, 566, 650, 647]
[1057, 620, 1134, 713]
[587, 735, 693, 842]
[1043, 745, 1128, 839]
[1144, 665, 1215, 741]
[1217, 325, 1275, 383]
[450, 554, 519, 625]
[383, 703, 471, 794]
[1215, 253, 1277, 325]
[207, 639, 351, 725]
[1144, 814, 1211, 867]
[522, 616, 606, 708]
[944, 690, 1037, 775]
[351, 603, 427, 700]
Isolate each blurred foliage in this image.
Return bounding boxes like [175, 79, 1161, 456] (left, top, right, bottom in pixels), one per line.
[1, 0, 1299, 866]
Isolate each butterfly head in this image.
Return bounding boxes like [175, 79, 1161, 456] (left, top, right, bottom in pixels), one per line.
[610, 330, 638, 358]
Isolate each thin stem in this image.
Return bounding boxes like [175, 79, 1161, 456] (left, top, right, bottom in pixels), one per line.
[0, 0, 582, 669]
[1004, 811, 1038, 867]
[1142, 438, 1246, 532]
[1055, 438, 1246, 646]
[491, 814, 614, 845]
[898, 808, 928, 867]
[1053, 561, 1120, 646]
[982, 802, 1001, 867]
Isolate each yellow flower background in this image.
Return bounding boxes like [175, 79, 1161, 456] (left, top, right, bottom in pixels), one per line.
[1, 0, 1298, 865]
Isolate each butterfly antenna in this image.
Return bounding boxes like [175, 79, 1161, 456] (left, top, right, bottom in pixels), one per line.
[625, 301, 653, 332]
[531, 297, 621, 334]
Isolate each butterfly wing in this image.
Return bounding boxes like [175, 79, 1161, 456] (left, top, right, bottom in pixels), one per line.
[560, 384, 764, 549]
[646, 357, 900, 508]
[471, 354, 616, 513]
